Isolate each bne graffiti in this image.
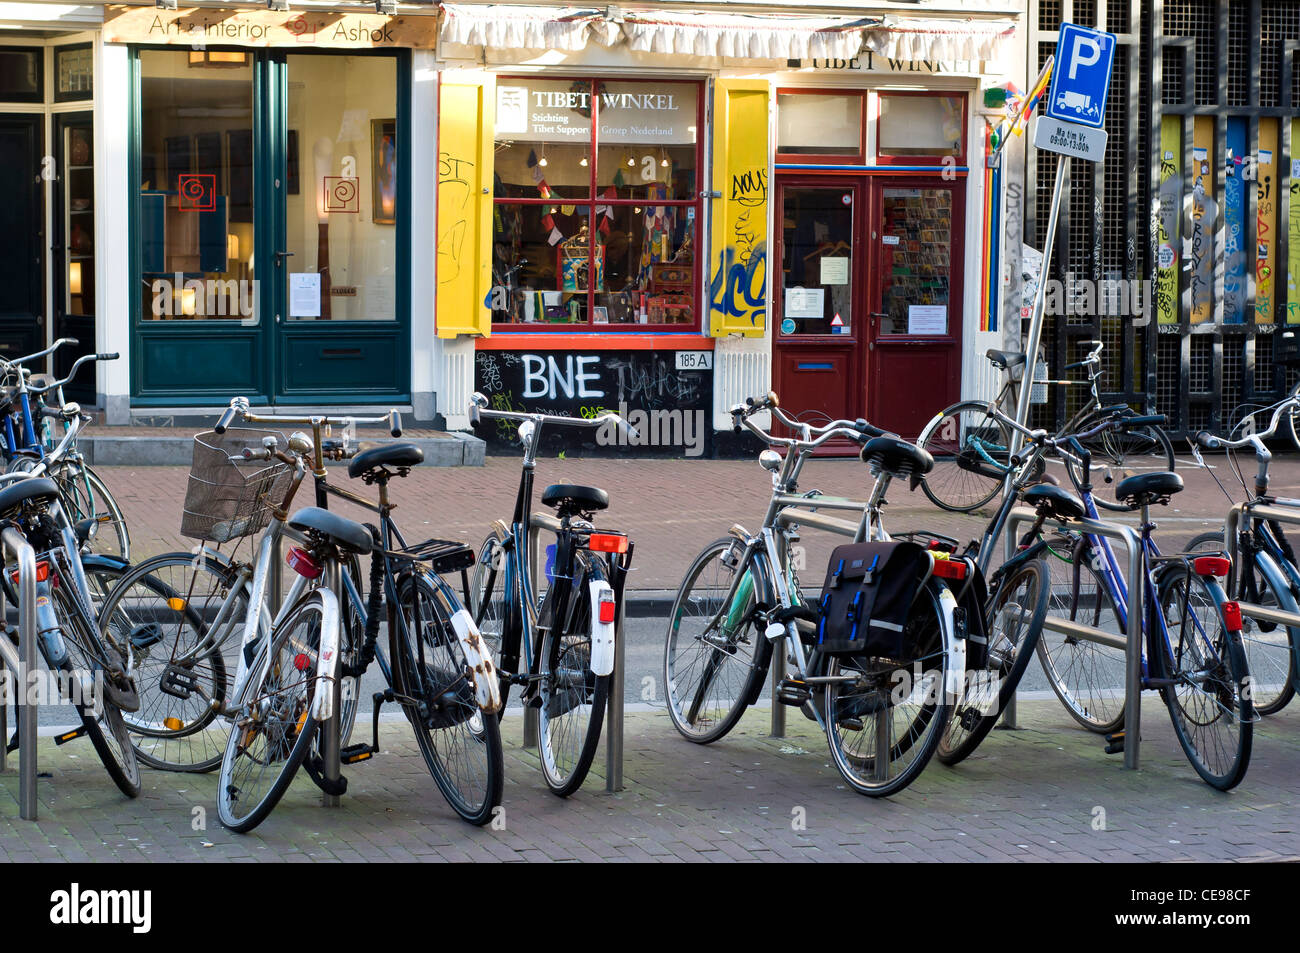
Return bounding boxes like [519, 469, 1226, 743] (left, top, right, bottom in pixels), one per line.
[521, 354, 604, 400]
[151, 274, 257, 318]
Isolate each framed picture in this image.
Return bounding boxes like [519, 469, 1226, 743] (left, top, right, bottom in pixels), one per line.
[371, 118, 396, 225]
[593, 306, 609, 324]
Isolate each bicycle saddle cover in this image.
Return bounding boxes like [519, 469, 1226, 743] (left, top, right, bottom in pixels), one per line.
[288, 507, 373, 554]
[348, 442, 424, 479]
[860, 437, 934, 478]
[541, 484, 609, 512]
[985, 349, 1025, 370]
[1022, 483, 1086, 521]
[1115, 471, 1183, 509]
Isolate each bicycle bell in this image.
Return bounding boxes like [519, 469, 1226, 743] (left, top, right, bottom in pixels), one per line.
[759, 449, 782, 472]
[287, 432, 313, 455]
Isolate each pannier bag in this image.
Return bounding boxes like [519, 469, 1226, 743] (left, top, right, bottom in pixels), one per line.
[815, 541, 930, 657]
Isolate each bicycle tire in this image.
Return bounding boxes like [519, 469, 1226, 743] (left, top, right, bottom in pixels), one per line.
[823, 580, 952, 797]
[98, 551, 244, 772]
[1287, 379, 1300, 451]
[1064, 410, 1176, 513]
[469, 535, 509, 721]
[664, 537, 773, 744]
[536, 552, 609, 796]
[938, 557, 1050, 766]
[1185, 531, 1297, 715]
[1154, 564, 1253, 790]
[393, 571, 504, 826]
[916, 401, 1012, 513]
[216, 590, 331, 833]
[54, 462, 130, 561]
[1036, 535, 1127, 734]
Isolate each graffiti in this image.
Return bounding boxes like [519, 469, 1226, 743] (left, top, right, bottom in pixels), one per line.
[731, 167, 767, 208]
[710, 242, 767, 328]
[437, 152, 473, 285]
[1183, 183, 1221, 323]
[606, 355, 699, 406]
[478, 354, 503, 393]
[1289, 178, 1300, 317]
[1224, 148, 1246, 323]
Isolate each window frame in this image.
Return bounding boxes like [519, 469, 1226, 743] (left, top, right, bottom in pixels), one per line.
[875, 90, 968, 167]
[0, 46, 44, 104]
[774, 87, 867, 165]
[490, 75, 706, 332]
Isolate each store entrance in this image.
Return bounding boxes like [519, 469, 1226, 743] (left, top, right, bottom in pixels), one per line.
[0, 115, 44, 361]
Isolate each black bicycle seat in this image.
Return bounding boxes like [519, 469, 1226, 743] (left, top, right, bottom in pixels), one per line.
[347, 442, 424, 479]
[0, 477, 60, 516]
[1023, 483, 1086, 521]
[541, 483, 609, 512]
[986, 349, 1026, 370]
[860, 436, 934, 478]
[1115, 471, 1183, 509]
[287, 507, 373, 554]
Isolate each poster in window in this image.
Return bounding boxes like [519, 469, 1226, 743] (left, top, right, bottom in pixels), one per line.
[371, 119, 396, 226]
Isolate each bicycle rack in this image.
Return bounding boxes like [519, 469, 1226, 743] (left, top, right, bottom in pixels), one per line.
[0, 527, 41, 820]
[1225, 503, 1300, 631]
[1005, 506, 1146, 770]
[528, 512, 627, 793]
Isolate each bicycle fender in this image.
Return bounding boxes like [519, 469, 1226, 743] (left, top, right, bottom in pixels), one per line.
[937, 584, 966, 704]
[588, 578, 616, 677]
[34, 582, 66, 667]
[449, 607, 503, 714]
[309, 589, 341, 723]
[81, 553, 129, 574]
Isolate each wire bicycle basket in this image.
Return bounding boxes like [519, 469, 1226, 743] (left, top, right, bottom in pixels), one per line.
[181, 429, 290, 543]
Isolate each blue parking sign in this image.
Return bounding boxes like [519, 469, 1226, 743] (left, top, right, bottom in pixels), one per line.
[1045, 23, 1117, 128]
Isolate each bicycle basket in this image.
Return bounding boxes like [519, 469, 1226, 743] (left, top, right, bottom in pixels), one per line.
[181, 429, 290, 544]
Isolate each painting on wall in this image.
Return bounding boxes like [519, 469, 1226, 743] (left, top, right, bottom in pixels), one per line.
[371, 118, 396, 225]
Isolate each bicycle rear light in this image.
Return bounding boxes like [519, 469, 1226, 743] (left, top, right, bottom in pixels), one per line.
[927, 540, 957, 554]
[588, 532, 629, 554]
[8, 559, 50, 585]
[599, 591, 617, 623]
[286, 547, 322, 579]
[929, 557, 967, 581]
[1221, 601, 1243, 631]
[1192, 556, 1231, 578]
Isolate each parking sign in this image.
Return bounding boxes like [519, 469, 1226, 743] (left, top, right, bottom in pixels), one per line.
[1045, 23, 1117, 129]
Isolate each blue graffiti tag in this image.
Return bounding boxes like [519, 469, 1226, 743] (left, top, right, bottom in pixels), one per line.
[709, 242, 767, 328]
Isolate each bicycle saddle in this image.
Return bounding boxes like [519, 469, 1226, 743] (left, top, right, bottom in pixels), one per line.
[1023, 483, 1086, 521]
[287, 507, 373, 554]
[1115, 471, 1183, 508]
[860, 436, 934, 478]
[347, 442, 424, 479]
[986, 349, 1026, 370]
[0, 477, 60, 516]
[541, 483, 609, 513]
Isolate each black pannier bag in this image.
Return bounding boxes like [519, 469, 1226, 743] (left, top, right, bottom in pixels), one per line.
[814, 541, 930, 657]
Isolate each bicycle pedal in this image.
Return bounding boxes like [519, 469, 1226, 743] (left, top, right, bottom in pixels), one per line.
[837, 717, 864, 731]
[54, 726, 87, 746]
[776, 678, 811, 707]
[159, 664, 199, 701]
[340, 743, 375, 765]
[1104, 730, 1125, 754]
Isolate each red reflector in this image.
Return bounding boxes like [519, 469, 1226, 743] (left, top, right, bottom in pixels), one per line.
[599, 597, 617, 624]
[588, 533, 629, 554]
[293, 653, 311, 671]
[930, 558, 967, 580]
[1221, 601, 1243, 631]
[1193, 556, 1231, 578]
[286, 547, 322, 579]
[927, 540, 956, 554]
[9, 560, 50, 585]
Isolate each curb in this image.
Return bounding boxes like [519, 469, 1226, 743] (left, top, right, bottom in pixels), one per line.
[78, 433, 487, 467]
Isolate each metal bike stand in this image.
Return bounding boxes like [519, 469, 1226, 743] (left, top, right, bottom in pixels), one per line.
[318, 559, 342, 808]
[1005, 506, 1146, 769]
[769, 651, 786, 738]
[524, 516, 549, 749]
[1225, 503, 1300, 631]
[999, 522, 1020, 730]
[0, 528, 40, 819]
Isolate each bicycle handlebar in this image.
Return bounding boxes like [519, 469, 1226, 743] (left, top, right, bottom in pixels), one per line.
[0, 337, 78, 372]
[468, 391, 638, 439]
[212, 396, 404, 438]
[1195, 394, 1299, 454]
[25, 352, 120, 397]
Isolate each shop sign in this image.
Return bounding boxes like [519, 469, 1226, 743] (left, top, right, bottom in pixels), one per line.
[103, 5, 438, 49]
[495, 80, 695, 145]
[787, 52, 975, 74]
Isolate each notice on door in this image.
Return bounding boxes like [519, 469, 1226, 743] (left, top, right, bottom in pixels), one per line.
[819, 257, 849, 285]
[907, 304, 946, 335]
[290, 273, 321, 318]
[785, 287, 825, 319]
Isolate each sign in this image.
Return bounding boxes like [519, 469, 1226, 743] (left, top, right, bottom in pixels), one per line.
[675, 351, 714, 371]
[1034, 115, 1108, 161]
[784, 287, 824, 319]
[820, 257, 849, 285]
[102, 5, 438, 49]
[907, 305, 947, 335]
[1045, 23, 1116, 128]
[289, 273, 321, 318]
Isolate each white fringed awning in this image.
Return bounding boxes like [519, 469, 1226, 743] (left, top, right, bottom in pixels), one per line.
[440, 4, 608, 52]
[615, 11, 875, 61]
[863, 16, 1016, 63]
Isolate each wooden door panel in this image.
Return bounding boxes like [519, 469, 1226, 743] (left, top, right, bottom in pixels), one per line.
[869, 344, 956, 438]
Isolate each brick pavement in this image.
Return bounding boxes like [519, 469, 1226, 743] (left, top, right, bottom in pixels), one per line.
[1, 698, 1297, 862]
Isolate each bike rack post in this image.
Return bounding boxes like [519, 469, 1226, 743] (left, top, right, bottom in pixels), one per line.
[1225, 503, 1300, 630]
[0, 527, 39, 819]
[319, 561, 343, 808]
[769, 650, 786, 738]
[605, 545, 632, 794]
[999, 518, 1019, 730]
[523, 517, 545, 749]
[1005, 506, 1145, 769]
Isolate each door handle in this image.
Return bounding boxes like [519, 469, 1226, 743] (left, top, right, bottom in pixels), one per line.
[274, 250, 294, 266]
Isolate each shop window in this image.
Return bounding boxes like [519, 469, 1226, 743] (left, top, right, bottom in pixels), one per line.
[879, 187, 953, 335]
[54, 45, 93, 102]
[0, 47, 42, 103]
[776, 91, 864, 161]
[877, 92, 966, 166]
[491, 76, 702, 329]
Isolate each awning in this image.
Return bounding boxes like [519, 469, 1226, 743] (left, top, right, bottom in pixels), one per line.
[439, 4, 611, 52]
[614, 11, 876, 61]
[863, 16, 1016, 63]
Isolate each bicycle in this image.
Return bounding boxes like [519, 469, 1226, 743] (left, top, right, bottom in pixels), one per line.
[663, 393, 966, 797]
[467, 393, 633, 796]
[1035, 417, 1254, 790]
[1183, 395, 1300, 715]
[916, 339, 1175, 513]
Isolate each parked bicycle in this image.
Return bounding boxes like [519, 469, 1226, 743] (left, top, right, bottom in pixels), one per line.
[916, 340, 1174, 513]
[468, 393, 633, 796]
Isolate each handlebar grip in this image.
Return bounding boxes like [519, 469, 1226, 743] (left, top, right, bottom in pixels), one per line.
[62, 338, 79, 347]
[214, 405, 239, 435]
[1123, 414, 1167, 427]
[95, 353, 120, 362]
[1196, 431, 1222, 450]
[854, 418, 885, 438]
[388, 410, 402, 438]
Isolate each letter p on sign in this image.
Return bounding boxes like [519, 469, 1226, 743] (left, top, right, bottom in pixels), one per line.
[1069, 35, 1101, 78]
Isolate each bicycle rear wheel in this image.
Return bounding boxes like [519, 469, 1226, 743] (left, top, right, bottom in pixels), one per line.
[1064, 411, 1176, 513]
[664, 538, 772, 744]
[1155, 564, 1253, 790]
[915, 401, 1011, 513]
[394, 571, 503, 825]
[824, 581, 952, 796]
[938, 558, 1049, 765]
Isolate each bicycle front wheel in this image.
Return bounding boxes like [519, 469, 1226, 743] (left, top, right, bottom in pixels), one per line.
[394, 571, 504, 825]
[824, 581, 952, 796]
[939, 558, 1049, 765]
[217, 591, 331, 833]
[915, 401, 1011, 513]
[55, 463, 130, 561]
[537, 553, 609, 796]
[664, 537, 772, 744]
[1065, 411, 1176, 513]
[1155, 564, 1253, 790]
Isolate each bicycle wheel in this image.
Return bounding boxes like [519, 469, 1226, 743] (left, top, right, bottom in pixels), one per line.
[916, 401, 1011, 513]
[469, 535, 509, 718]
[394, 571, 503, 825]
[54, 462, 130, 561]
[216, 590, 331, 833]
[1036, 536, 1128, 733]
[1286, 379, 1300, 451]
[537, 553, 609, 796]
[938, 558, 1050, 765]
[664, 537, 773, 744]
[97, 551, 244, 772]
[50, 582, 141, 797]
[1155, 564, 1253, 790]
[824, 581, 952, 797]
[1065, 411, 1176, 513]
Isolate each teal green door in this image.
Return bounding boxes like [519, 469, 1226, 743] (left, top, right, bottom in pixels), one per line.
[132, 48, 409, 406]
